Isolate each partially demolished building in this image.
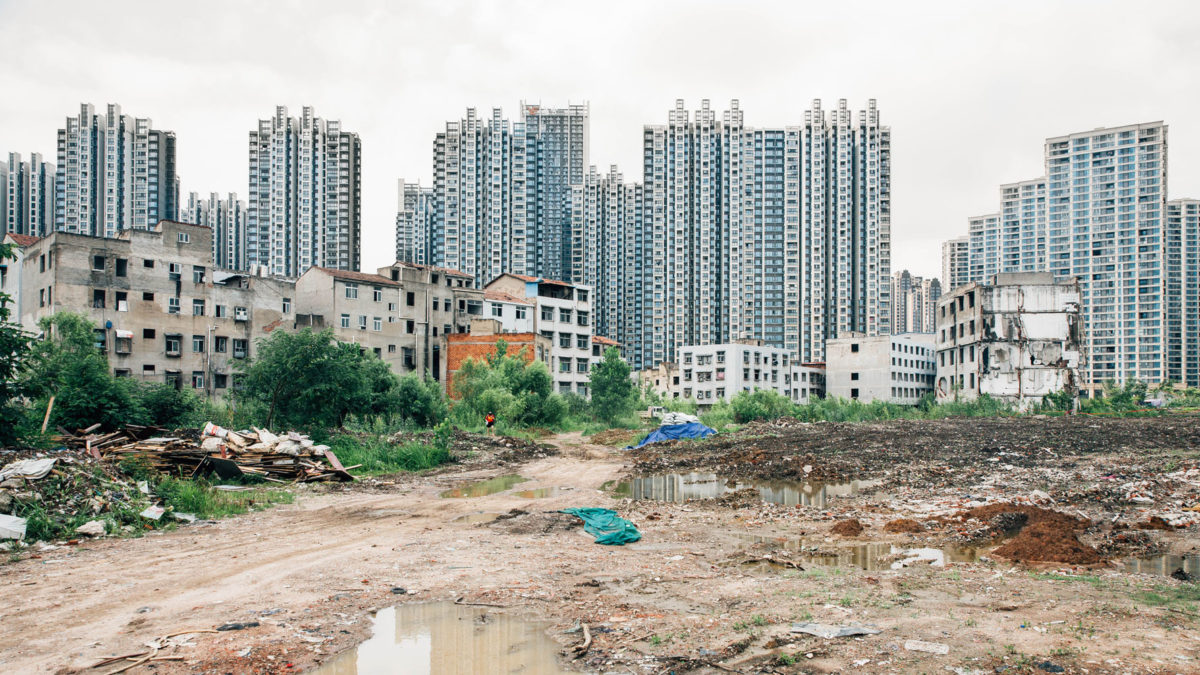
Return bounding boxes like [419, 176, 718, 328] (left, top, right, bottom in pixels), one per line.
[935, 272, 1084, 408]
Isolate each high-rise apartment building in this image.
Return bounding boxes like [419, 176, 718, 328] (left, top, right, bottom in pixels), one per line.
[967, 213, 1000, 283]
[891, 270, 940, 334]
[568, 165, 641, 348]
[184, 192, 247, 271]
[522, 103, 589, 279]
[1046, 123, 1167, 387]
[628, 99, 890, 368]
[1166, 199, 1200, 386]
[941, 236, 970, 291]
[400, 98, 890, 370]
[54, 103, 179, 237]
[954, 121, 1174, 392]
[1000, 178, 1047, 273]
[402, 105, 589, 286]
[247, 106, 361, 278]
[4, 152, 55, 237]
[395, 180, 434, 266]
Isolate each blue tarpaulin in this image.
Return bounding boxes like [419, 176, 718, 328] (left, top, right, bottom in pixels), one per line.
[634, 422, 716, 448]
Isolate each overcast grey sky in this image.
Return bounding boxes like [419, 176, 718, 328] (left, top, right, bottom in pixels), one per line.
[2, 0, 1197, 279]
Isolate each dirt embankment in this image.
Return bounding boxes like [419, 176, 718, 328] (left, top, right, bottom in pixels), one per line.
[629, 415, 1200, 487]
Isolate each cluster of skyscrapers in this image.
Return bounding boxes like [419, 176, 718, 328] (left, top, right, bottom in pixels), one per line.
[942, 121, 1200, 388]
[3, 103, 361, 280]
[397, 98, 893, 369]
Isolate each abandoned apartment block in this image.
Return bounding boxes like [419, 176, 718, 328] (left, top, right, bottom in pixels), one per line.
[10, 221, 490, 399]
[935, 272, 1084, 407]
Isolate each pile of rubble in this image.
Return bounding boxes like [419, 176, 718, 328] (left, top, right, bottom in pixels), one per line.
[58, 423, 355, 483]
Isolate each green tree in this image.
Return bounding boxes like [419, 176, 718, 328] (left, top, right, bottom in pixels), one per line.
[589, 346, 636, 423]
[236, 328, 400, 429]
[0, 242, 36, 443]
[24, 312, 147, 431]
[451, 339, 566, 428]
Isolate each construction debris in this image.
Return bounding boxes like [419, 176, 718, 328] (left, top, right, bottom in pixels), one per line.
[54, 424, 353, 483]
[0, 513, 27, 540]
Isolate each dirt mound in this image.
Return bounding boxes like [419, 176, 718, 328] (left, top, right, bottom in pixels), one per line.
[992, 521, 1102, 564]
[831, 518, 864, 536]
[1138, 516, 1175, 530]
[489, 509, 581, 535]
[883, 518, 924, 533]
[589, 428, 641, 447]
[952, 504, 1090, 533]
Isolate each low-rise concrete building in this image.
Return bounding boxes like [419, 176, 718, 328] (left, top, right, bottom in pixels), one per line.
[485, 274, 593, 397]
[637, 361, 677, 400]
[935, 272, 1083, 407]
[825, 333, 936, 404]
[677, 341, 824, 408]
[17, 221, 290, 398]
[13, 221, 488, 399]
[1, 233, 39, 321]
[295, 262, 483, 381]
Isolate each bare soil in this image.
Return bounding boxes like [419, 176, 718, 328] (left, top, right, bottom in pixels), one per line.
[1, 418, 1198, 674]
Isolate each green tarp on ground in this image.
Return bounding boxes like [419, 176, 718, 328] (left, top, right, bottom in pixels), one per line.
[560, 507, 642, 546]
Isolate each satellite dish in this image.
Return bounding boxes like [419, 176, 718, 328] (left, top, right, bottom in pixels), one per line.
[105, 320, 113, 329]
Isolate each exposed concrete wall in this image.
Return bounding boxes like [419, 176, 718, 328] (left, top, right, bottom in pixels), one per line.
[825, 333, 936, 404]
[936, 276, 1083, 408]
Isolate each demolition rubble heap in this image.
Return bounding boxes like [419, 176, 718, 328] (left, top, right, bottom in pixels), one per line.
[58, 423, 355, 483]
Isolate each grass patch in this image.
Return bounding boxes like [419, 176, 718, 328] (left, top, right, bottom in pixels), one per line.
[155, 478, 294, 519]
[1131, 583, 1200, 611]
[329, 434, 452, 475]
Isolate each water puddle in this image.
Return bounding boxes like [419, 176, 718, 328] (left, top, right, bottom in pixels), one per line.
[440, 474, 528, 498]
[1123, 553, 1200, 578]
[515, 487, 567, 499]
[615, 472, 881, 507]
[310, 602, 572, 675]
[737, 535, 981, 572]
[453, 512, 502, 524]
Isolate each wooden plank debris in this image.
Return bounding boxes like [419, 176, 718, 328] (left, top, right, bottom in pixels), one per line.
[53, 424, 354, 483]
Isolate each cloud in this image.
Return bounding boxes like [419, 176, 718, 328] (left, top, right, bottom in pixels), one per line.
[1, 0, 1197, 280]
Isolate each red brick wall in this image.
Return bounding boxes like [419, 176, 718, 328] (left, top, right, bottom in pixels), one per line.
[445, 333, 539, 399]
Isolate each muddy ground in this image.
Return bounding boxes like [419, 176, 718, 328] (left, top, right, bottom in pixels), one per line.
[1, 416, 1198, 674]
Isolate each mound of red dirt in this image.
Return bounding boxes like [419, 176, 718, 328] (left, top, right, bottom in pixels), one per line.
[883, 518, 924, 533]
[992, 521, 1102, 564]
[831, 519, 864, 536]
[952, 504, 1090, 532]
[1137, 516, 1174, 531]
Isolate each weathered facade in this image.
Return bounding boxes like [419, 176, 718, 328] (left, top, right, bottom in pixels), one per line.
[443, 320, 552, 398]
[825, 333, 935, 404]
[676, 341, 825, 408]
[13, 222, 488, 399]
[294, 262, 484, 381]
[485, 274, 594, 397]
[935, 272, 1083, 407]
[17, 221, 290, 399]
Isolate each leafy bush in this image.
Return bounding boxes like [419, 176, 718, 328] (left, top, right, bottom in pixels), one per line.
[24, 312, 148, 431]
[699, 399, 736, 430]
[139, 383, 204, 427]
[391, 373, 448, 427]
[730, 389, 796, 423]
[451, 339, 566, 429]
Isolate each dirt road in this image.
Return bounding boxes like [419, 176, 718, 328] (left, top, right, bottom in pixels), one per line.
[1, 424, 1198, 674]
